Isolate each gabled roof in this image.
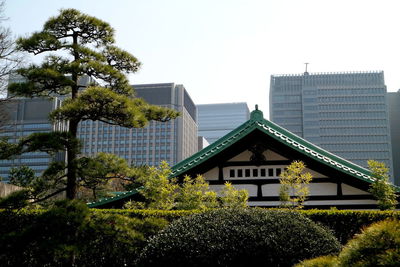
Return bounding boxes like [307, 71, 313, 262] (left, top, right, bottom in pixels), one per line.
[87, 108, 399, 208]
[172, 108, 376, 184]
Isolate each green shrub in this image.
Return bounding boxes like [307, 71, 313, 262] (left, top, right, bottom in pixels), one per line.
[295, 255, 338, 267]
[296, 219, 400, 267]
[298, 209, 400, 244]
[337, 219, 400, 266]
[96, 208, 200, 222]
[0, 201, 168, 267]
[137, 208, 341, 267]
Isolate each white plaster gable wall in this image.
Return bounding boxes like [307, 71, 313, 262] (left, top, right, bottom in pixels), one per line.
[202, 167, 218, 181]
[341, 184, 371, 195]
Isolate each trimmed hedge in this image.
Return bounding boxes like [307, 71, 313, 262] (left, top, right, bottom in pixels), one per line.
[136, 208, 341, 267]
[298, 209, 400, 244]
[95, 208, 200, 222]
[0, 201, 168, 267]
[1, 208, 399, 245]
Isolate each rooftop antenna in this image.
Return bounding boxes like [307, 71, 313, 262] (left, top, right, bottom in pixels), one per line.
[304, 63, 309, 75]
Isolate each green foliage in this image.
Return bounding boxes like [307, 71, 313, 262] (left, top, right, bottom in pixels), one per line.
[0, 189, 31, 209]
[220, 181, 248, 208]
[297, 219, 400, 267]
[337, 219, 400, 266]
[77, 152, 131, 200]
[279, 160, 313, 209]
[298, 209, 400, 244]
[0, 200, 168, 266]
[95, 208, 200, 222]
[9, 165, 35, 187]
[137, 209, 341, 267]
[125, 162, 248, 210]
[295, 255, 338, 267]
[367, 160, 398, 210]
[0, 137, 22, 160]
[8, 8, 179, 200]
[175, 175, 218, 210]
[127, 161, 178, 210]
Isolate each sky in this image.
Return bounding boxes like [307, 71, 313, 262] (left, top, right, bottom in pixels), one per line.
[4, 0, 400, 118]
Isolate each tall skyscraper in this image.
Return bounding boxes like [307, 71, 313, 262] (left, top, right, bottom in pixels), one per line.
[0, 98, 66, 181]
[197, 102, 250, 144]
[77, 83, 198, 166]
[270, 71, 393, 179]
[388, 89, 400, 185]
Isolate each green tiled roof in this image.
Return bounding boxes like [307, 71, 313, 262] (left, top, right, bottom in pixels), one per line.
[87, 187, 141, 208]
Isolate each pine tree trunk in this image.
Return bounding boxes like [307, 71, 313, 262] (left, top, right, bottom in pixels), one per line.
[66, 119, 78, 199]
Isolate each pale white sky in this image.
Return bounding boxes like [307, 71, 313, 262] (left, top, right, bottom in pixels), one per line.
[4, 0, 400, 118]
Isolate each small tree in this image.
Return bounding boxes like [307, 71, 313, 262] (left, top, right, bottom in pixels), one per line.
[279, 160, 313, 209]
[127, 161, 179, 210]
[220, 182, 248, 208]
[175, 175, 218, 210]
[76, 152, 131, 201]
[368, 160, 398, 210]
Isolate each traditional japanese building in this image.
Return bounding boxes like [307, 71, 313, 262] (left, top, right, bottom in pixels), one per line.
[88, 108, 399, 209]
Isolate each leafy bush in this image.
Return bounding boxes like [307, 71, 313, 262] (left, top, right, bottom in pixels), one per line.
[337, 219, 400, 266]
[295, 255, 338, 267]
[0, 200, 168, 266]
[137, 208, 341, 267]
[298, 209, 400, 244]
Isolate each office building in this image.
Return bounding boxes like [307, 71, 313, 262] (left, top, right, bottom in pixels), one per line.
[0, 98, 66, 181]
[197, 103, 250, 144]
[78, 83, 198, 166]
[388, 90, 400, 185]
[270, 71, 393, 179]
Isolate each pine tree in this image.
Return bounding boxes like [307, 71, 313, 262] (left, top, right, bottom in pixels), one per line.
[8, 9, 179, 199]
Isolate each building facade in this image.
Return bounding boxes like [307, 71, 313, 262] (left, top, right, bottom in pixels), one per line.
[89, 108, 399, 209]
[270, 71, 393, 179]
[197, 102, 250, 144]
[77, 83, 198, 166]
[388, 90, 400, 185]
[0, 98, 66, 181]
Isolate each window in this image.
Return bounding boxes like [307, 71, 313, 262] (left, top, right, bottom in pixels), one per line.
[252, 169, 258, 177]
[268, 168, 274, 177]
[245, 169, 250, 177]
[237, 169, 243, 177]
[260, 169, 266, 177]
[229, 169, 235, 178]
[276, 168, 282, 177]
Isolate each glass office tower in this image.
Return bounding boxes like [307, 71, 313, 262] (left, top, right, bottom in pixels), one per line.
[270, 71, 393, 179]
[197, 103, 250, 144]
[0, 98, 66, 181]
[388, 89, 400, 185]
[77, 83, 198, 166]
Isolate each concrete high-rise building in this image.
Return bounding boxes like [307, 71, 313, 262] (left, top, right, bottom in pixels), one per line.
[77, 83, 198, 166]
[270, 71, 393, 179]
[388, 89, 400, 185]
[197, 103, 250, 144]
[0, 98, 66, 181]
